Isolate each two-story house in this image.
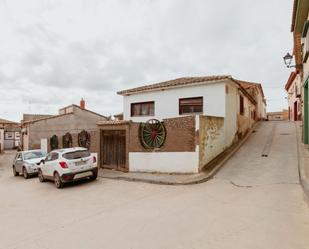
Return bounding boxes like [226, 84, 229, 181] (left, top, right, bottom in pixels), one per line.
[97, 75, 263, 173]
[291, 0, 309, 143]
[285, 71, 302, 121]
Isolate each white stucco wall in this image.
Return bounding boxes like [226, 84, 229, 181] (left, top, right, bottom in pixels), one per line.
[303, 12, 309, 80]
[129, 146, 199, 173]
[123, 82, 226, 122]
[287, 74, 302, 121]
[224, 83, 238, 147]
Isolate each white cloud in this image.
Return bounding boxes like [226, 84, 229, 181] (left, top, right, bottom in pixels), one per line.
[0, 0, 293, 121]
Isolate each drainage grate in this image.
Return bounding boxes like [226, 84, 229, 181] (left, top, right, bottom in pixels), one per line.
[280, 133, 290, 135]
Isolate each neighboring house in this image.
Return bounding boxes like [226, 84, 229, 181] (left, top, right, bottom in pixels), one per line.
[237, 80, 267, 120]
[0, 128, 4, 153]
[285, 71, 302, 121]
[21, 99, 107, 153]
[113, 113, 124, 120]
[0, 118, 21, 150]
[290, 0, 309, 143]
[97, 75, 262, 173]
[267, 110, 289, 121]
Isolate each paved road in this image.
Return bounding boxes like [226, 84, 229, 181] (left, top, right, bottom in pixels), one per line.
[0, 121, 308, 249]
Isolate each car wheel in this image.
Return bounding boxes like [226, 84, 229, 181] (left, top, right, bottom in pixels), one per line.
[89, 172, 97, 181]
[23, 167, 29, 179]
[38, 170, 45, 182]
[54, 172, 63, 189]
[13, 166, 19, 176]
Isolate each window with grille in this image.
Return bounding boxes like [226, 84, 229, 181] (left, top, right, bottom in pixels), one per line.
[131, 101, 154, 117]
[240, 95, 244, 115]
[179, 97, 203, 115]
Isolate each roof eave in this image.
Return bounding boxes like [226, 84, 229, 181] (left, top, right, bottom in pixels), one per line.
[117, 78, 231, 96]
[294, 0, 309, 33]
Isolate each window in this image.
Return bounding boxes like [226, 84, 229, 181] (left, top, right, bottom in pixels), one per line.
[24, 151, 45, 160]
[5, 132, 13, 140]
[302, 20, 309, 63]
[179, 97, 203, 115]
[240, 95, 244, 115]
[131, 101, 154, 117]
[45, 152, 58, 162]
[63, 150, 90, 160]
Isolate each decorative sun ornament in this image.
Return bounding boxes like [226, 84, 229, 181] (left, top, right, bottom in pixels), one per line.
[62, 132, 73, 148]
[50, 135, 59, 150]
[139, 119, 166, 149]
[78, 130, 91, 149]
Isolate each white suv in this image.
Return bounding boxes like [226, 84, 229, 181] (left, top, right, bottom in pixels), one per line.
[38, 147, 98, 188]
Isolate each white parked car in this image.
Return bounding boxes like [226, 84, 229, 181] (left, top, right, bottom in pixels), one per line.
[38, 147, 98, 188]
[12, 150, 46, 179]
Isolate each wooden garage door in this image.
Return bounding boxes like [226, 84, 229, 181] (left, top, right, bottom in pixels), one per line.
[101, 130, 127, 171]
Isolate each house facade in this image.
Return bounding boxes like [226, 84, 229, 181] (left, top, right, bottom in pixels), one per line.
[21, 100, 107, 153]
[0, 118, 21, 150]
[238, 81, 267, 120]
[0, 128, 4, 153]
[267, 110, 289, 121]
[97, 76, 262, 173]
[285, 71, 302, 121]
[290, 0, 309, 143]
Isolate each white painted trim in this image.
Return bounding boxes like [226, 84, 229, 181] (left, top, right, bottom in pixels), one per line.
[129, 146, 199, 173]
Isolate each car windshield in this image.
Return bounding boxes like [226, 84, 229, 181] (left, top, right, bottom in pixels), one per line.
[23, 151, 45, 160]
[63, 150, 91, 160]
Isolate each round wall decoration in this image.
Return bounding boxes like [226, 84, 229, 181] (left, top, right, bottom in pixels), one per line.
[78, 130, 91, 149]
[139, 119, 166, 149]
[62, 132, 73, 148]
[50, 135, 59, 150]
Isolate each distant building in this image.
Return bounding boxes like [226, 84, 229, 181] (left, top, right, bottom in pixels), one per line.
[238, 80, 267, 120]
[285, 71, 302, 121]
[0, 118, 21, 150]
[0, 128, 4, 153]
[21, 99, 107, 153]
[267, 110, 289, 121]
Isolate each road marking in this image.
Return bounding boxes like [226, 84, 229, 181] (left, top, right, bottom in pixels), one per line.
[261, 122, 277, 157]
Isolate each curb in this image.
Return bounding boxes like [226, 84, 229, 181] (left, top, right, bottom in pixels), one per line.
[295, 123, 309, 201]
[100, 123, 260, 185]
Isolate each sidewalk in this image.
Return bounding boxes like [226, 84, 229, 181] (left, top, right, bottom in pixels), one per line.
[98, 123, 259, 185]
[295, 122, 309, 200]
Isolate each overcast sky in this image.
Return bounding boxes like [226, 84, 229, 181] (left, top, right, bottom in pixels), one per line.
[0, 0, 293, 122]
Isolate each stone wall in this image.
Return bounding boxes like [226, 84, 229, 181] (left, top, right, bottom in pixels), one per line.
[27, 109, 105, 154]
[199, 116, 225, 170]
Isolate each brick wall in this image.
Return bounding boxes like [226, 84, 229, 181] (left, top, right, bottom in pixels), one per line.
[129, 116, 196, 152]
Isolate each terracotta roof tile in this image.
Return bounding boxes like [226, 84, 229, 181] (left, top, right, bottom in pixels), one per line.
[285, 71, 298, 91]
[117, 75, 232, 95]
[97, 120, 131, 126]
[0, 118, 19, 125]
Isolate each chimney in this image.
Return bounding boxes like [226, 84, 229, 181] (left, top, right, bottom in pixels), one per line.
[80, 98, 85, 109]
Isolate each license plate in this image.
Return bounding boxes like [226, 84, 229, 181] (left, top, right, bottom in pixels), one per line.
[75, 161, 86, 166]
[74, 171, 92, 179]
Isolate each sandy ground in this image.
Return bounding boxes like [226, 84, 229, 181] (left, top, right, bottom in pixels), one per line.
[0, 121, 308, 249]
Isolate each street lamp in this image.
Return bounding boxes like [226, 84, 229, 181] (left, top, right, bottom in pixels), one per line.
[283, 52, 294, 68]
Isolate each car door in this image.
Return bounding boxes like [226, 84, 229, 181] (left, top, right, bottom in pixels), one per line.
[43, 152, 59, 177]
[15, 153, 23, 172]
[41, 153, 52, 177]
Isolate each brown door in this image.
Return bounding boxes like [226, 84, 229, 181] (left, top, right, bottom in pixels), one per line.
[294, 102, 298, 121]
[101, 130, 127, 171]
